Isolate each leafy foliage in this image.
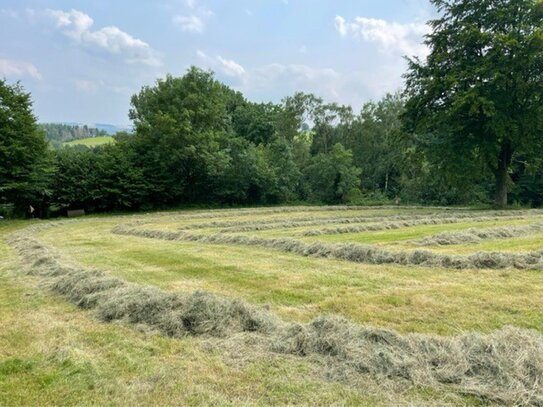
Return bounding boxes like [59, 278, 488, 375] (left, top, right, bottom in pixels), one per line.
[0, 80, 52, 215]
[403, 0, 543, 207]
[304, 144, 361, 204]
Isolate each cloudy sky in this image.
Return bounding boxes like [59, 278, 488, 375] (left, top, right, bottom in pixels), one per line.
[0, 0, 434, 125]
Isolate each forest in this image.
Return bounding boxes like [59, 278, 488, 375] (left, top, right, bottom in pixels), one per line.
[2, 0, 543, 217]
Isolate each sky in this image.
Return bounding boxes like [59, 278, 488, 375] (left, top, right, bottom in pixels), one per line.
[0, 0, 435, 126]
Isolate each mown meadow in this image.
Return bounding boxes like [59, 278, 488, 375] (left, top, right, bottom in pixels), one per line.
[2, 206, 543, 405]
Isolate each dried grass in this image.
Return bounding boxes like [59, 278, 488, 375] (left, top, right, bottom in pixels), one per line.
[273, 317, 543, 405]
[113, 224, 543, 270]
[148, 205, 471, 224]
[413, 222, 543, 246]
[214, 211, 540, 236]
[8, 226, 543, 405]
[9, 229, 277, 338]
[301, 214, 535, 237]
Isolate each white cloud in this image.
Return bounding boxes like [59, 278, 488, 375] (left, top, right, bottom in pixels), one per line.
[173, 0, 214, 34]
[196, 49, 208, 59]
[196, 51, 245, 78]
[184, 0, 197, 8]
[217, 56, 245, 77]
[173, 15, 205, 33]
[248, 64, 341, 100]
[194, 48, 400, 108]
[46, 9, 162, 66]
[0, 8, 19, 19]
[334, 16, 348, 37]
[334, 15, 429, 58]
[0, 58, 42, 80]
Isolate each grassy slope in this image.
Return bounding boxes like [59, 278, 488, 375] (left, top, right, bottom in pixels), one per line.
[64, 136, 114, 147]
[0, 220, 467, 406]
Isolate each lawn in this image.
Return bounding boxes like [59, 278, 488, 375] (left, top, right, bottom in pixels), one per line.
[1, 206, 542, 405]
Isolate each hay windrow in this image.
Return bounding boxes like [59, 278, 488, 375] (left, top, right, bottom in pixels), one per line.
[273, 317, 543, 405]
[113, 224, 543, 270]
[301, 214, 536, 237]
[143, 204, 474, 224]
[213, 210, 542, 234]
[412, 222, 543, 246]
[7, 224, 543, 405]
[8, 228, 277, 338]
[180, 211, 463, 232]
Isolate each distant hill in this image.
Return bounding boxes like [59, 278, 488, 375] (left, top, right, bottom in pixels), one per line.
[39, 122, 132, 149]
[93, 123, 132, 135]
[40, 123, 107, 142]
[64, 136, 114, 147]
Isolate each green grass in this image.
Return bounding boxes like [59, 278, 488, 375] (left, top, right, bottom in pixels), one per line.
[0, 218, 468, 405]
[34, 213, 543, 335]
[64, 136, 114, 147]
[2, 206, 543, 405]
[305, 218, 543, 247]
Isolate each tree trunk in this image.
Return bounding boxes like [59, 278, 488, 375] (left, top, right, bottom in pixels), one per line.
[494, 141, 512, 209]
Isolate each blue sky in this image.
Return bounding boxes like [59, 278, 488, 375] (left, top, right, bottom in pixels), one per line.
[0, 0, 434, 125]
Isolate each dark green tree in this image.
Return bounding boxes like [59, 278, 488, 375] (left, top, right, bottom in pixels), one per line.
[0, 80, 52, 216]
[303, 143, 361, 204]
[264, 137, 302, 202]
[403, 0, 543, 208]
[129, 67, 233, 204]
[52, 147, 97, 210]
[232, 101, 281, 145]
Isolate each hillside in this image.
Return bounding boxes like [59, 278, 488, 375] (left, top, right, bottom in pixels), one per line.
[63, 136, 114, 147]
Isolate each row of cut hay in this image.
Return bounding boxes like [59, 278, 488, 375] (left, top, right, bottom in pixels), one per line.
[8, 230, 277, 338]
[301, 214, 538, 237]
[146, 205, 472, 223]
[273, 316, 543, 405]
[113, 224, 543, 270]
[8, 225, 543, 404]
[217, 210, 543, 234]
[180, 212, 453, 232]
[413, 222, 543, 246]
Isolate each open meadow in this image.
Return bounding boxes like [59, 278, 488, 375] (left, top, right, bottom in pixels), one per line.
[63, 136, 115, 147]
[1, 205, 543, 405]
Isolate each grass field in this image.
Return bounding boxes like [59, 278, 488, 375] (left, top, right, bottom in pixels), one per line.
[2, 206, 543, 405]
[64, 136, 114, 147]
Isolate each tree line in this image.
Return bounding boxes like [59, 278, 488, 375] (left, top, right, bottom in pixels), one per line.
[1, 0, 543, 217]
[39, 123, 109, 149]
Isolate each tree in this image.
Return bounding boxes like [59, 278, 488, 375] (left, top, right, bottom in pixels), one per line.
[403, 0, 543, 207]
[0, 80, 52, 216]
[129, 67, 234, 204]
[344, 93, 406, 196]
[263, 137, 302, 202]
[232, 101, 281, 145]
[303, 144, 361, 204]
[52, 147, 97, 211]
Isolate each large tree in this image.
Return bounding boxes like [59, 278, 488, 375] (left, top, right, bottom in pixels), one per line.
[403, 0, 543, 207]
[0, 80, 52, 215]
[128, 67, 238, 204]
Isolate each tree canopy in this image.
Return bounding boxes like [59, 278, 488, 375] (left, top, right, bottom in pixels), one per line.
[0, 80, 52, 216]
[403, 0, 543, 208]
